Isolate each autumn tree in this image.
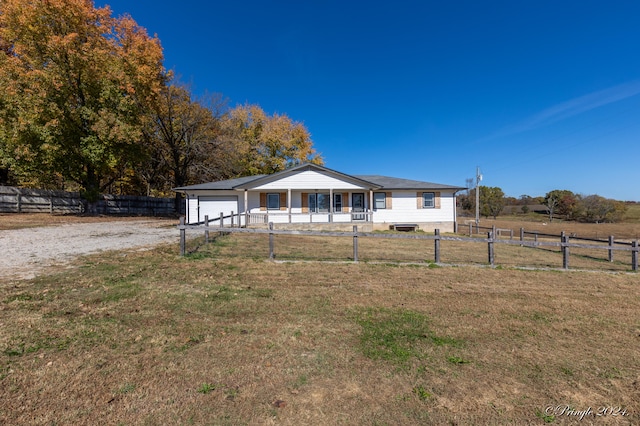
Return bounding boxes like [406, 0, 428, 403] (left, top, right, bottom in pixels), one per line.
[142, 83, 229, 210]
[576, 195, 626, 223]
[222, 104, 323, 175]
[544, 190, 576, 221]
[0, 0, 166, 206]
[479, 186, 505, 219]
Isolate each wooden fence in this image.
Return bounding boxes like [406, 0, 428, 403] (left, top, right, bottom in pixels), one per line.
[0, 185, 178, 216]
[177, 219, 640, 271]
[460, 223, 636, 261]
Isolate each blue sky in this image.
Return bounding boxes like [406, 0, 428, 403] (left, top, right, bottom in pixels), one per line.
[100, 0, 640, 201]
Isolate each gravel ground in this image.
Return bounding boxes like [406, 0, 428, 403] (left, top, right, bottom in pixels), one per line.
[0, 220, 178, 280]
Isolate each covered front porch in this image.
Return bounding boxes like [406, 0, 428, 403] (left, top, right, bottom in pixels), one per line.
[193, 187, 375, 229]
[232, 186, 378, 228]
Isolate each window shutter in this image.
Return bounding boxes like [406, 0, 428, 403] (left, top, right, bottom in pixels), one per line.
[417, 192, 422, 209]
[435, 192, 441, 209]
[280, 193, 287, 210]
[301, 193, 309, 213]
[260, 193, 266, 211]
[386, 192, 392, 209]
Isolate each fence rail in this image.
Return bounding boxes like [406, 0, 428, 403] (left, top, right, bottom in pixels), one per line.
[0, 185, 178, 216]
[177, 219, 640, 271]
[461, 222, 635, 244]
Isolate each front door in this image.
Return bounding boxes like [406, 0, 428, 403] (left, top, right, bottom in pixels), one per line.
[352, 193, 365, 221]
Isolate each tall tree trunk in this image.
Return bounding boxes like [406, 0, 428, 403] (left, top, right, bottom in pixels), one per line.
[81, 166, 101, 215]
[174, 191, 183, 216]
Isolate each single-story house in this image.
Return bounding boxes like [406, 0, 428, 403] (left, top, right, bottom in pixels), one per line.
[174, 163, 465, 232]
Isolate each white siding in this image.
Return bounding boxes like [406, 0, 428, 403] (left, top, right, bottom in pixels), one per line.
[199, 196, 238, 223]
[184, 190, 243, 224]
[373, 191, 455, 224]
[253, 170, 366, 190]
[246, 192, 261, 212]
[187, 196, 198, 224]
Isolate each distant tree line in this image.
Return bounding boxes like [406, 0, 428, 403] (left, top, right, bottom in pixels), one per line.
[458, 187, 627, 223]
[0, 0, 322, 212]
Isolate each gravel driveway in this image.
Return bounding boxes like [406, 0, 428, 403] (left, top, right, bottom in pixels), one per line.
[0, 220, 178, 280]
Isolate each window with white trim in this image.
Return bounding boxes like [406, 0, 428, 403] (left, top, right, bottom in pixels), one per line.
[422, 192, 435, 208]
[267, 193, 280, 210]
[308, 193, 330, 213]
[373, 192, 386, 209]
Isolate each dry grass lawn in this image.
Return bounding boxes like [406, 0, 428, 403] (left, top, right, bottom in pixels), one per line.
[1, 228, 639, 424]
[0, 212, 175, 231]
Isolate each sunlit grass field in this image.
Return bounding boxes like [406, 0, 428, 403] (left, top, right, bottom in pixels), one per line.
[2, 226, 639, 424]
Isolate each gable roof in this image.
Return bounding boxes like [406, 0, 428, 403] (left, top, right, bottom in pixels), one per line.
[232, 163, 380, 190]
[174, 163, 464, 192]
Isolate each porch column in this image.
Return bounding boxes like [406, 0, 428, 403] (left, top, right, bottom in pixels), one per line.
[453, 192, 458, 232]
[369, 190, 374, 222]
[329, 188, 333, 222]
[287, 188, 292, 223]
[244, 190, 248, 226]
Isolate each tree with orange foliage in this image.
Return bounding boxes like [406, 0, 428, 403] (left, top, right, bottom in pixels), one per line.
[0, 0, 166, 207]
[222, 104, 323, 176]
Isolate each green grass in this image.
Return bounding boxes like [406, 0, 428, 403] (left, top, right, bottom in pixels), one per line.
[353, 307, 464, 367]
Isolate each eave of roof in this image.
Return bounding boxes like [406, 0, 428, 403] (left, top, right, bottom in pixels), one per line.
[356, 175, 465, 191]
[173, 175, 266, 191]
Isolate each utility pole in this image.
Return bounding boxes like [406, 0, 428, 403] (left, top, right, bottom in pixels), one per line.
[475, 167, 482, 227]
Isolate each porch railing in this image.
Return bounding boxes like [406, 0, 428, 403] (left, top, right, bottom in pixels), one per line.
[247, 210, 373, 225]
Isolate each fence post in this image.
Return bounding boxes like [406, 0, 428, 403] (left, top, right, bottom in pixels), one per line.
[468, 222, 472, 236]
[179, 217, 186, 256]
[434, 229, 441, 264]
[608, 236, 614, 262]
[269, 222, 275, 259]
[561, 232, 569, 269]
[16, 190, 21, 213]
[231, 211, 234, 228]
[632, 240, 638, 272]
[353, 225, 359, 263]
[488, 231, 495, 266]
[204, 215, 209, 244]
[520, 228, 524, 245]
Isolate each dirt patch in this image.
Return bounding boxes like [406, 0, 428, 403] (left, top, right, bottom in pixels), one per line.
[0, 218, 178, 280]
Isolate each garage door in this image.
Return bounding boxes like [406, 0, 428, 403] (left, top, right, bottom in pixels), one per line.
[198, 196, 238, 223]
